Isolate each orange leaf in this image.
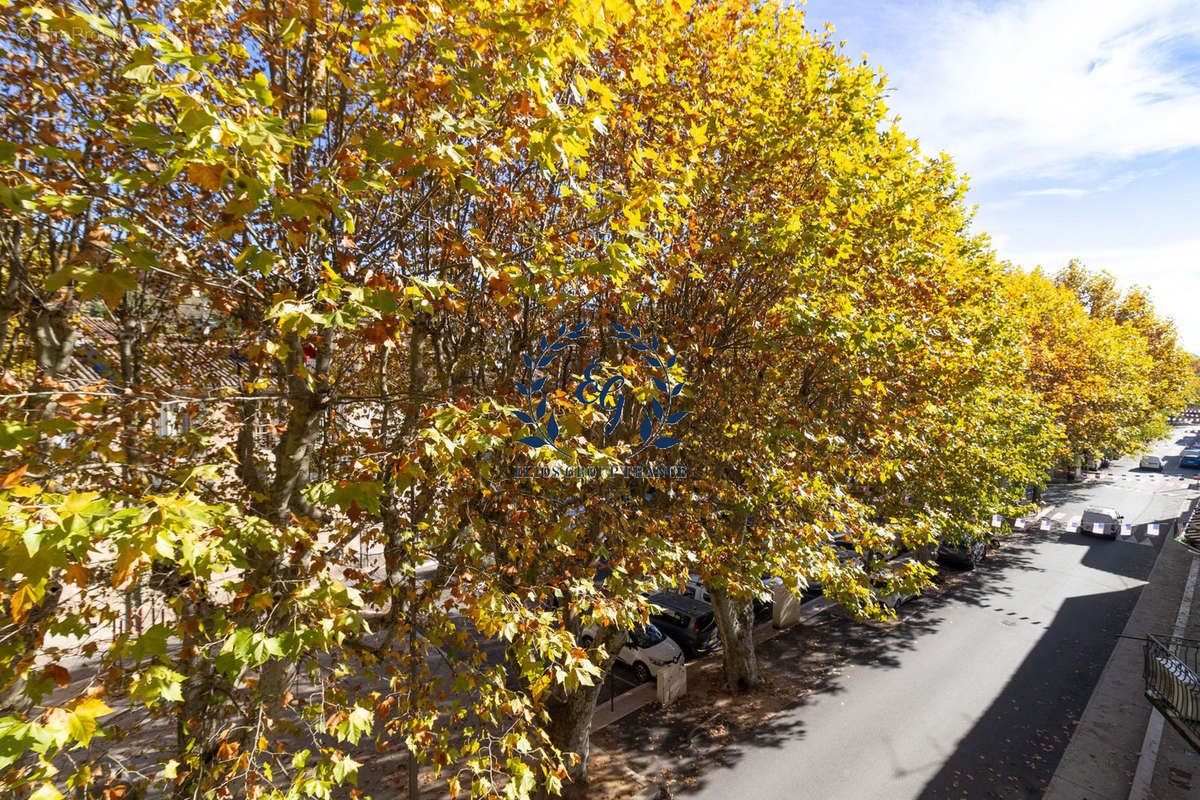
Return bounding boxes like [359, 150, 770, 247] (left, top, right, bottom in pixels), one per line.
[64, 563, 89, 588]
[186, 162, 224, 191]
[0, 464, 27, 489]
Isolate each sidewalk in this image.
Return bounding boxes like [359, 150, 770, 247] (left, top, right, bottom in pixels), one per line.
[1046, 530, 1200, 799]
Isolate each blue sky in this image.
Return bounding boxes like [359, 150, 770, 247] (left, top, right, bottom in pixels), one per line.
[799, 0, 1200, 351]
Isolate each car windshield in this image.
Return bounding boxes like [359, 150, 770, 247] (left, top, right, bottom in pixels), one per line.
[1081, 509, 1115, 522]
[1185, 450, 1200, 457]
[632, 624, 666, 647]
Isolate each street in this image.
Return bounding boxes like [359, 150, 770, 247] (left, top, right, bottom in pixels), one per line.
[677, 431, 1199, 799]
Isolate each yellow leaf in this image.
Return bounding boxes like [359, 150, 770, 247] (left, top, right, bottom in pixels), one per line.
[29, 783, 63, 800]
[10, 583, 36, 624]
[111, 548, 146, 589]
[67, 697, 113, 746]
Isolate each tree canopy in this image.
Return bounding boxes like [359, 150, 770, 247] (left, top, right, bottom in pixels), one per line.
[0, 1, 1193, 799]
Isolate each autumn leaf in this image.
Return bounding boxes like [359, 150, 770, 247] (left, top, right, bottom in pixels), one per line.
[0, 464, 27, 489]
[42, 664, 71, 688]
[185, 162, 224, 191]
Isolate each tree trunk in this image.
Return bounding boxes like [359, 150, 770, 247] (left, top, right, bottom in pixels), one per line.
[23, 296, 76, 446]
[540, 625, 625, 799]
[708, 586, 760, 692]
[31, 299, 76, 377]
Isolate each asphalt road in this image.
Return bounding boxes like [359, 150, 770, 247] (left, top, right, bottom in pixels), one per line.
[680, 430, 1200, 800]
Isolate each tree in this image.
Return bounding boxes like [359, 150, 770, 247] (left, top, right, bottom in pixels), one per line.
[1009, 268, 1158, 464]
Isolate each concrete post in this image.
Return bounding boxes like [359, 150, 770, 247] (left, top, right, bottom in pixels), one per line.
[656, 662, 686, 706]
[772, 583, 804, 629]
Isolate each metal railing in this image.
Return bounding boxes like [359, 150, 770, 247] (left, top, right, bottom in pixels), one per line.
[1144, 634, 1200, 749]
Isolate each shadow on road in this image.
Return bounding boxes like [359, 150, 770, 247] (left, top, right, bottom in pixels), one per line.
[914, 585, 1145, 799]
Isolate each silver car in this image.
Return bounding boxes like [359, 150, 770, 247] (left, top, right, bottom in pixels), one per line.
[1140, 455, 1164, 472]
[1078, 506, 1124, 540]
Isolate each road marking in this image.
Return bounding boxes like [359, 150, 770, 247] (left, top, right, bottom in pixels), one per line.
[1128, 556, 1200, 800]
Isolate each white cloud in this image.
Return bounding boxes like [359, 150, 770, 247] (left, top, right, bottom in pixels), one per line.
[1003, 239, 1200, 352]
[877, 0, 1200, 181]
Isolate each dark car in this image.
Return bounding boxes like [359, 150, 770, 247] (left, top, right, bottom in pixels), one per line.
[647, 592, 719, 658]
[680, 574, 783, 617]
[936, 535, 988, 570]
[1181, 449, 1200, 469]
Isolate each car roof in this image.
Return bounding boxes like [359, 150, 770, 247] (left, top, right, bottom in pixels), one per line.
[1184, 449, 1200, 455]
[647, 592, 712, 615]
[1082, 506, 1118, 516]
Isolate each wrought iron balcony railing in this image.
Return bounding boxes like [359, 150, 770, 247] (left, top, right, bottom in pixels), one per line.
[1144, 634, 1200, 750]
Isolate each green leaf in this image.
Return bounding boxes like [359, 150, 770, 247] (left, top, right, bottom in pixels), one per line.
[130, 665, 185, 705]
[80, 268, 138, 308]
[0, 421, 36, 450]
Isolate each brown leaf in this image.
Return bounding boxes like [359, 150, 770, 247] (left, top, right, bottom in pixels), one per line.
[43, 663, 71, 688]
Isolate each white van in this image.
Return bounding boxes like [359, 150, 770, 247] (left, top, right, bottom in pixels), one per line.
[1077, 507, 1124, 539]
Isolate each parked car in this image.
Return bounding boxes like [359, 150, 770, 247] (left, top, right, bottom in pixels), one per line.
[1077, 506, 1124, 539]
[836, 550, 918, 609]
[680, 574, 782, 616]
[1140, 455, 1165, 472]
[1181, 449, 1200, 469]
[1050, 461, 1078, 482]
[936, 535, 988, 569]
[579, 623, 682, 683]
[646, 592, 720, 658]
[872, 558, 919, 609]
